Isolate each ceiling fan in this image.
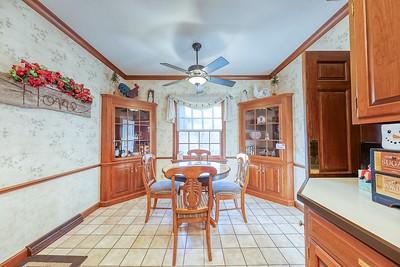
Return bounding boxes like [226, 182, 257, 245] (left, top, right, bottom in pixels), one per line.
[160, 42, 236, 92]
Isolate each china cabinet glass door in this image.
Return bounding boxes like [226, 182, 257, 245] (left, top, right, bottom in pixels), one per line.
[114, 107, 151, 159]
[244, 106, 281, 158]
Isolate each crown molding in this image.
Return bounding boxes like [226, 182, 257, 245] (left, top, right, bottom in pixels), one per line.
[24, 1, 347, 81]
[22, 0, 127, 78]
[124, 74, 271, 80]
[269, 3, 349, 77]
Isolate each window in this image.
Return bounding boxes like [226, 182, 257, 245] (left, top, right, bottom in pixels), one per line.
[175, 104, 224, 158]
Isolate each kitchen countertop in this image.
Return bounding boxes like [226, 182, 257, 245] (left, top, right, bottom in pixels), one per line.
[298, 177, 400, 264]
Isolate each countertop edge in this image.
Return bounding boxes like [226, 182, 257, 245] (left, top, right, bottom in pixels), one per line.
[297, 178, 400, 265]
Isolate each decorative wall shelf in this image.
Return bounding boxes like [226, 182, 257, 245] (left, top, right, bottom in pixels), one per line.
[0, 72, 91, 117]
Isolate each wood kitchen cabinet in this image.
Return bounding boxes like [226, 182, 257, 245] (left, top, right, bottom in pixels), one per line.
[350, 0, 400, 124]
[100, 94, 157, 206]
[305, 207, 397, 267]
[239, 94, 294, 206]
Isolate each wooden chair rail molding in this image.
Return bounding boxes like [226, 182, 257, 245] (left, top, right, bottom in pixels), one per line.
[0, 164, 100, 195]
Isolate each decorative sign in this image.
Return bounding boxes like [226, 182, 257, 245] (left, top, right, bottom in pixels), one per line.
[0, 73, 91, 117]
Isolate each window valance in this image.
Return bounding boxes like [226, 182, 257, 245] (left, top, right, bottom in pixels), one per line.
[167, 94, 235, 123]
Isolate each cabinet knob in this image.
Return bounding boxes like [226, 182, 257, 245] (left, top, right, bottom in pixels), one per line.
[298, 220, 304, 226]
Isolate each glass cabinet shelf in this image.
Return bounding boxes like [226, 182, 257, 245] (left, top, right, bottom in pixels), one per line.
[114, 107, 151, 159]
[244, 106, 281, 158]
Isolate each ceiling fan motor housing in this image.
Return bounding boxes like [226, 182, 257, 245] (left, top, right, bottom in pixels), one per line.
[192, 42, 202, 52]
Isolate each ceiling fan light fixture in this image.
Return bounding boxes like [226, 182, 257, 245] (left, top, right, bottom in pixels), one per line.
[188, 75, 207, 85]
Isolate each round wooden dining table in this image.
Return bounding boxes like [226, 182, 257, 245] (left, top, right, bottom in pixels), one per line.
[162, 161, 231, 182]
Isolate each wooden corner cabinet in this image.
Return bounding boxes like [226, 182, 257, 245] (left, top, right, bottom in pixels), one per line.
[350, 0, 400, 124]
[239, 93, 294, 206]
[100, 94, 157, 206]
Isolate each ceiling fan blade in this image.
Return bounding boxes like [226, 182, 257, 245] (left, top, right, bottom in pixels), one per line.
[208, 77, 236, 87]
[162, 79, 186, 87]
[160, 63, 188, 73]
[203, 56, 229, 74]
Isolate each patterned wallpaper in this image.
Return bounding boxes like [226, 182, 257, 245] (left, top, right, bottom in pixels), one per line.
[0, 0, 114, 187]
[0, 0, 113, 262]
[276, 16, 350, 197]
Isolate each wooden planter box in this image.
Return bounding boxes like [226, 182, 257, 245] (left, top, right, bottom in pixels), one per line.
[0, 72, 91, 117]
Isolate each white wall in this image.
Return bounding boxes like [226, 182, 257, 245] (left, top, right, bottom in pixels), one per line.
[0, 0, 113, 262]
[276, 16, 350, 199]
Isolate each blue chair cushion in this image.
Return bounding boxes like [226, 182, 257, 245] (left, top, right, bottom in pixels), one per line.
[212, 181, 241, 195]
[150, 180, 181, 194]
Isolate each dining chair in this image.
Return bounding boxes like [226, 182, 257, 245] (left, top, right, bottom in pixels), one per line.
[187, 149, 211, 161]
[213, 153, 250, 223]
[142, 154, 181, 223]
[165, 165, 217, 266]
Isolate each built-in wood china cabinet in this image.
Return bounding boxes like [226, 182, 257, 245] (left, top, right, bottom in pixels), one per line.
[350, 0, 400, 124]
[100, 94, 157, 206]
[239, 93, 294, 206]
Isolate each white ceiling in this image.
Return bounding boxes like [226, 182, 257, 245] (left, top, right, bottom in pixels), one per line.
[40, 0, 347, 75]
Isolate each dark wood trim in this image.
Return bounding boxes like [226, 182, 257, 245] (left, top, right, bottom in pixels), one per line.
[156, 156, 173, 160]
[22, 0, 126, 78]
[0, 164, 100, 195]
[270, 4, 349, 77]
[80, 202, 100, 218]
[26, 215, 83, 256]
[294, 162, 306, 169]
[0, 248, 28, 267]
[124, 74, 271, 80]
[298, 180, 400, 264]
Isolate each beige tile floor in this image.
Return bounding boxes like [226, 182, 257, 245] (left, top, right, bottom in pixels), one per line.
[39, 195, 305, 266]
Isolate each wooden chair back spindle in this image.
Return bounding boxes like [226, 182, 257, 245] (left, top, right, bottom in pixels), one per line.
[165, 166, 217, 212]
[142, 154, 157, 191]
[234, 153, 250, 189]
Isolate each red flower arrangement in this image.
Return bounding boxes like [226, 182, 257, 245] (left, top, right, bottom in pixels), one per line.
[9, 59, 93, 103]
